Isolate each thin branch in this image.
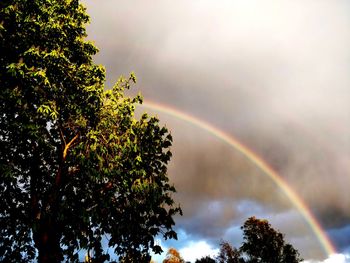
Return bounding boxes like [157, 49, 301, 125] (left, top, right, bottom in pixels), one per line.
[63, 132, 79, 160]
[59, 126, 66, 146]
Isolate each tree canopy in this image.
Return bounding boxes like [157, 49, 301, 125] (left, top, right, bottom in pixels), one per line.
[161, 217, 302, 263]
[240, 217, 302, 263]
[0, 0, 181, 262]
[195, 256, 216, 263]
[163, 248, 185, 263]
[213, 217, 302, 263]
[216, 241, 242, 263]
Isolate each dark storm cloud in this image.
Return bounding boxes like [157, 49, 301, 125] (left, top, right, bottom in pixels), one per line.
[328, 225, 350, 253]
[83, 0, 350, 259]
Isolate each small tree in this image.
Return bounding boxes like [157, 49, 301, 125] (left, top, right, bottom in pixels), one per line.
[0, 0, 181, 262]
[240, 217, 302, 263]
[195, 255, 216, 263]
[163, 248, 185, 263]
[216, 241, 242, 263]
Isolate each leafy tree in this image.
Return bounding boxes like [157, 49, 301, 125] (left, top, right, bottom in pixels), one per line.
[195, 255, 216, 263]
[240, 217, 302, 263]
[216, 241, 242, 263]
[0, 0, 181, 262]
[163, 248, 185, 263]
[193, 218, 302, 263]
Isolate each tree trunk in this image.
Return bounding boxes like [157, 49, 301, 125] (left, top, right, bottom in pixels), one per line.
[30, 149, 62, 262]
[34, 136, 77, 262]
[37, 216, 63, 263]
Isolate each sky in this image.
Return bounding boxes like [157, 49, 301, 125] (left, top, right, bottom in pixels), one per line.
[82, 0, 350, 262]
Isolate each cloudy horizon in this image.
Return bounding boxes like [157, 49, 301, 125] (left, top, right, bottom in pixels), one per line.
[83, 0, 350, 261]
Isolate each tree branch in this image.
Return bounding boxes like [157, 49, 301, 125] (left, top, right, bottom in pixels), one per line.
[62, 132, 79, 161]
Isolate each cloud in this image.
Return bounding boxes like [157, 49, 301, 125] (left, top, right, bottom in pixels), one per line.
[180, 240, 219, 262]
[83, 0, 350, 260]
[151, 232, 219, 262]
[303, 254, 350, 263]
[328, 225, 350, 253]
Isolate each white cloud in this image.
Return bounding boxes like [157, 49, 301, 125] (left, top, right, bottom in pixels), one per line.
[150, 239, 169, 263]
[179, 240, 219, 262]
[303, 254, 350, 263]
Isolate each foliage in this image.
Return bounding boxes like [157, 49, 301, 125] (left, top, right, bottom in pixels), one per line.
[0, 0, 181, 262]
[163, 248, 185, 263]
[189, 217, 302, 263]
[195, 256, 216, 263]
[240, 217, 302, 263]
[216, 241, 242, 263]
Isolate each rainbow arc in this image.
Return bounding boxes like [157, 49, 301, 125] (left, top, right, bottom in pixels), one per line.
[140, 100, 336, 257]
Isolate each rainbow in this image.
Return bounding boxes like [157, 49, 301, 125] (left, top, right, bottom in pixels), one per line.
[140, 100, 336, 256]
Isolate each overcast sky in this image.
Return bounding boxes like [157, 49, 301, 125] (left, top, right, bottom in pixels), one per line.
[83, 0, 350, 261]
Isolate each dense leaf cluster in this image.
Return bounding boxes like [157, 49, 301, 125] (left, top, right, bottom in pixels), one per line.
[0, 1, 181, 262]
[162, 248, 185, 263]
[240, 217, 302, 263]
[196, 217, 302, 263]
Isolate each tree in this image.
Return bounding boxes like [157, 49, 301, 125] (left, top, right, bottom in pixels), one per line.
[192, 218, 302, 263]
[0, 1, 181, 262]
[195, 255, 216, 263]
[240, 217, 302, 263]
[163, 248, 185, 263]
[216, 241, 242, 263]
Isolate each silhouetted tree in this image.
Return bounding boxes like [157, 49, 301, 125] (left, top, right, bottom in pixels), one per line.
[195, 255, 216, 263]
[240, 217, 302, 263]
[217, 241, 242, 263]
